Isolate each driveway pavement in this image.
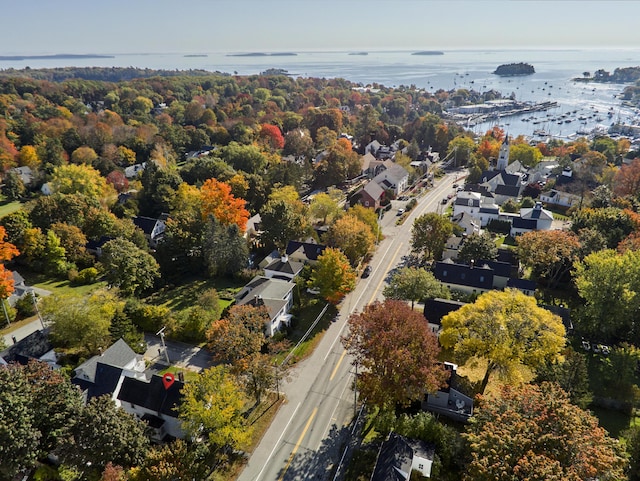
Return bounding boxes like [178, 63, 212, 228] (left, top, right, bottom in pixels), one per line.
[143, 333, 214, 372]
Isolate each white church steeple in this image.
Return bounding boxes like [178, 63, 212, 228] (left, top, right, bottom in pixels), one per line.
[496, 135, 510, 171]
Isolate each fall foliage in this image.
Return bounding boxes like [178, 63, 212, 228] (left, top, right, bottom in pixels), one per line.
[464, 382, 627, 481]
[342, 299, 447, 410]
[200, 177, 250, 231]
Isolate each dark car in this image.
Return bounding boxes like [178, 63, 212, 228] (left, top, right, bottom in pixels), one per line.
[362, 265, 372, 278]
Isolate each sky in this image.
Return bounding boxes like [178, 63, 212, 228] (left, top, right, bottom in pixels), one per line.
[3, 0, 640, 55]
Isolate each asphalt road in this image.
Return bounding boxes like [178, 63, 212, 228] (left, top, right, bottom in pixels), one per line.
[237, 170, 461, 481]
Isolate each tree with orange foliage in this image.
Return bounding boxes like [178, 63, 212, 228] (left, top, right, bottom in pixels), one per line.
[258, 124, 285, 150]
[0, 225, 19, 299]
[614, 157, 640, 197]
[200, 178, 249, 231]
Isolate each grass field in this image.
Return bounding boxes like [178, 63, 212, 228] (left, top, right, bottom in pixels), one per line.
[145, 276, 244, 314]
[0, 200, 22, 218]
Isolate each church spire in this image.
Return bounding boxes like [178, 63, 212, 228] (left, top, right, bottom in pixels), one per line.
[496, 134, 510, 170]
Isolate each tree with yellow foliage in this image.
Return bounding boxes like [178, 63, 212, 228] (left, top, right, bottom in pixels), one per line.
[440, 289, 565, 393]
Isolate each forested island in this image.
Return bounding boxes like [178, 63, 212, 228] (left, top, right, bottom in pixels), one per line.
[493, 62, 535, 76]
[577, 66, 640, 83]
[227, 52, 297, 57]
[412, 50, 444, 56]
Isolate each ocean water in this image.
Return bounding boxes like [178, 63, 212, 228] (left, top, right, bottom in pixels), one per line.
[2, 48, 640, 139]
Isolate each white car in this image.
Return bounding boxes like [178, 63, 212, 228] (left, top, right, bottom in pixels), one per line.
[397, 208, 405, 216]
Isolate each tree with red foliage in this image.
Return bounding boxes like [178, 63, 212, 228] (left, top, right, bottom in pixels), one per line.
[464, 382, 626, 481]
[614, 157, 640, 198]
[200, 178, 250, 231]
[342, 299, 447, 412]
[0, 225, 19, 299]
[106, 170, 129, 193]
[259, 123, 285, 150]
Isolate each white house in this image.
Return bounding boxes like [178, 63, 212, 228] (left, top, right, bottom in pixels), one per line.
[235, 276, 295, 337]
[452, 191, 482, 217]
[372, 163, 409, 196]
[511, 202, 554, 236]
[371, 432, 435, 480]
[115, 374, 185, 441]
[540, 189, 581, 208]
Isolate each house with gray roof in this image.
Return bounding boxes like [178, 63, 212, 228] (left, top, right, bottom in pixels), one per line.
[510, 202, 553, 236]
[359, 180, 385, 209]
[371, 432, 435, 480]
[72, 338, 146, 401]
[0, 329, 57, 368]
[285, 240, 326, 265]
[133, 215, 167, 248]
[235, 276, 295, 337]
[424, 362, 473, 422]
[373, 163, 409, 196]
[263, 254, 304, 281]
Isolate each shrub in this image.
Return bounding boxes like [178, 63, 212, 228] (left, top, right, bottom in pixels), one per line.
[15, 292, 36, 318]
[71, 267, 99, 285]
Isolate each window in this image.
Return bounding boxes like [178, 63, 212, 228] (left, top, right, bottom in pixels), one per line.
[479, 276, 484, 282]
[442, 270, 447, 277]
[460, 273, 465, 280]
[365, 200, 369, 206]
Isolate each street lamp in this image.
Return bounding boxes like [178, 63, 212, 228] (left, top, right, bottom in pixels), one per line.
[156, 326, 170, 364]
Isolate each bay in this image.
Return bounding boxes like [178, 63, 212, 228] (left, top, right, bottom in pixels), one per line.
[2, 48, 640, 139]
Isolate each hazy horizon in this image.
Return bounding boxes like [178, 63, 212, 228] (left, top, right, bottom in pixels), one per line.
[3, 1, 640, 56]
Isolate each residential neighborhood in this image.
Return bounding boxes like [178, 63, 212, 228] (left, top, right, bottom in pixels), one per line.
[0, 58, 639, 481]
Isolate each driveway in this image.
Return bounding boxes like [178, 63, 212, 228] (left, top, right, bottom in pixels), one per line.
[143, 333, 214, 372]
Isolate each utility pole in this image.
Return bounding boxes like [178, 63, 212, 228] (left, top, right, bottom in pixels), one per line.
[354, 360, 358, 418]
[30, 289, 44, 329]
[156, 326, 170, 364]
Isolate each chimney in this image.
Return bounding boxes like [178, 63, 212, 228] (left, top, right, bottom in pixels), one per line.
[281, 253, 288, 263]
[470, 259, 475, 269]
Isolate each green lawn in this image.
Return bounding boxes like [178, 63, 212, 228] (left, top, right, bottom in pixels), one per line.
[20, 269, 107, 297]
[0, 200, 22, 218]
[145, 276, 244, 313]
[158, 365, 200, 383]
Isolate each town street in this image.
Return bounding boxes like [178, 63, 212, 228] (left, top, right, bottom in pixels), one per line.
[237, 170, 460, 481]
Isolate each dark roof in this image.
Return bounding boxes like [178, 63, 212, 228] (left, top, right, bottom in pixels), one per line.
[494, 184, 520, 197]
[479, 206, 499, 215]
[133, 216, 159, 235]
[464, 183, 490, 195]
[480, 259, 512, 278]
[496, 248, 518, 266]
[507, 277, 537, 291]
[73, 362, 124, 400]
[480, 170, 501, 183]
[512, 217, 537, 230]
[264, 258, 304, 276]
[542, 304, 573, 332]
[371, 433, 434, 481]
[433, 261, 493, 289]
[500, 171, 521, 186]
[86, 235, 113, 251]
[285, 240, 326, 262]
[423, 298, 466, 326]
[117, 374, 184, 418]
[73, 339, 139, 384]
[454, 197, 480, 208]
[0, 329, 52, 365]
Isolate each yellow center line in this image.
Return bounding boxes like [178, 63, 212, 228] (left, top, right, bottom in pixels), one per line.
[368, 242, 404, 305]
[329, 350, 346, 382]
[278, 406, 318, 481]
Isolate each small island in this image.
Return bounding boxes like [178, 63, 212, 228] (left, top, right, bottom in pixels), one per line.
[348, 52, 368, 56]
[493, 62, 535, 76]
[184, 54, 207, 58]
[412, 51, 444, 56]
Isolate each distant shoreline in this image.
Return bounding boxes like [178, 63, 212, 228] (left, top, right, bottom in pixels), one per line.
[412, 51, 445, 56]
[227, 52, 297, 57]
[0, 54, 115, 61]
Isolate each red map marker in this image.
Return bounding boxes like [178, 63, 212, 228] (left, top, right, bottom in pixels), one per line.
[162, 372, 175, 390]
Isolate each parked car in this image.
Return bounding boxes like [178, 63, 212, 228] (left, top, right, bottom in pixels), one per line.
[441, 198, 448, 204]
[362, 265, 372, 278]
[452, 183, 459, 188]
[397, 208, 405, 216]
